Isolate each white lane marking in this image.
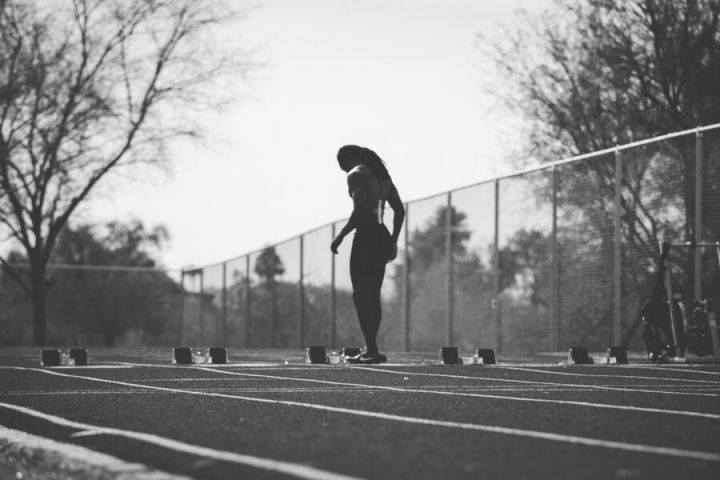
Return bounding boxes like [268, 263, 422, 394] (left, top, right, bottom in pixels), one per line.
[7, 365, 720, 421]
[2, 374, 720, 464]
[348, 366, 720, 397]
[0, 402, 366, 480]
[71, 367, 720, 420]
[105, 361, 285, 368]
[197, 367, 720, 421]
[638, 366, 720, 376]
[498, 366, 720, 385]
[6, 385, 720, 398]
[0, 425, 190, 480]
[43, 365, 135, 370]
[135, 378, 255, 381]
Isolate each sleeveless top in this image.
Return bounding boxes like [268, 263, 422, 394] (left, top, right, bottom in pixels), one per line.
[347, 165, 391, 224]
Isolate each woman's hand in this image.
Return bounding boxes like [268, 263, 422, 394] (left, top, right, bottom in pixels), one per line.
[330, 234, 344, 254]
[387, 242, 398, 262]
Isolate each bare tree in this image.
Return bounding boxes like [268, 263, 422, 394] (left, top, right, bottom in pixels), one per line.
[483, 0, 720, 160]
[0, 0, 250, 345]
[481, 0, 720, 254]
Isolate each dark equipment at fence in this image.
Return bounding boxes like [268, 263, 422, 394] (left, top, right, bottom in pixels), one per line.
[639, 243, 684, 362]
[638, 242, 720, 362]
[685, 299, 715, 357]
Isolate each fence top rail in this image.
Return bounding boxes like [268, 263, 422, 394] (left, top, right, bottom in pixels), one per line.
[667, 241, 720, 248]
[199, 220, 341, 271]
[507, 123, 719, 180]
[190, 123, 720, 271]
[7, 262, 181, 274]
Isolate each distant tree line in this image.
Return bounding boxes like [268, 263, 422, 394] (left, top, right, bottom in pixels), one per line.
[1, 220, 181, 346]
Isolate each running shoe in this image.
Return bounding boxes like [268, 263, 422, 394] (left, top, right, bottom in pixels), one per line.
[345, 352, 363, 362]
[347, 353, 387, 364]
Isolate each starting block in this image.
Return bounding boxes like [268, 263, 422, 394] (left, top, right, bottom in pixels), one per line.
[209, 347, 228, 364]
[439, 346, 462, 365]
[70, 348, 88, 366]
[41, 349, 62, 366]
[41, 348, 88, 366]
[474, 348, 496, 365]
[173, 347, 230, 364]
[606, 346, 628, 364]
[568, 346, 593, 364]
[306, 346, 329, 364]
[173, 347, 193, 364]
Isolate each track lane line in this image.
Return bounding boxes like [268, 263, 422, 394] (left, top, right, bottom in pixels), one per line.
[13, 364, 719, 422]
[496, 366, 720, 385]
[640, 366, 720, 376]
[196, 367, 720, 420]
[9, 364, 716, 419]
[63, 362, 720, 420]
[5, 366, 720, 461]
[0, 402, 366, 480]
[6, 385, 720, 397]
[346, 365, 720, 397]
[2, 370, 720, 464]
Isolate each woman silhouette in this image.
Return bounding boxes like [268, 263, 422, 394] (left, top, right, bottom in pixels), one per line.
[331, 145, 405, 364]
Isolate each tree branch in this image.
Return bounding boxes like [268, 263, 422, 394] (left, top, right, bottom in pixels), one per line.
[0, 256, 32, 296]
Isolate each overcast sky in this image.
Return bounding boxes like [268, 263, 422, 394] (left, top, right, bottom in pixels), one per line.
[82, 0, 553, 271]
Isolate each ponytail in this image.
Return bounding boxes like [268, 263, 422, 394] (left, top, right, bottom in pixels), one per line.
[337, 145, 391, 181]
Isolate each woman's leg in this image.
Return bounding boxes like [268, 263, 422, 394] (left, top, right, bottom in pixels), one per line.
[366, 264, 385, 352]
[350, 226, 385, 354]
[352, 281, 378, 354]
[350, 227, 386, 355]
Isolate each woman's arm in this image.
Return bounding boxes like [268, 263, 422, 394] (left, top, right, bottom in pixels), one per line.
[385, 183, 405, 261]
[331, 174, 368, 254]
[386, 183, 405, 243]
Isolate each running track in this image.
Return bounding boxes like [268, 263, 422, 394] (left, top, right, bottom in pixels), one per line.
[1, 348, 720, 479]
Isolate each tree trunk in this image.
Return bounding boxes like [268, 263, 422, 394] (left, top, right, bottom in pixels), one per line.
[31, 263, 47, 346]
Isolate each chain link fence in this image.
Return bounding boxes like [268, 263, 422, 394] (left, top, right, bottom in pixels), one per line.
[177, 125, 720, 353]
[2, 125, 719, 351]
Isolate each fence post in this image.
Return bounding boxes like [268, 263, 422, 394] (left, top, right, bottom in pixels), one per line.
[403, 202, 410, 352]
[445, 192, 454, 346]
[299, 234, 305, 348]
[330, 224, 337, 348]
[222, 262, 227, 345]
[551, 165, 559, 352]
[199, 269, 205, 346]
[245, 255, 251, 348]
[271, 260, 277, 347]
[695, 128, 704, 299]
[492, 179, 502, 352]
[180, 269, 186, 346]
[614, 147, 622, 346]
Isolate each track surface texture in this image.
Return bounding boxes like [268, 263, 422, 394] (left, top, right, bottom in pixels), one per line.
[1, 347, 720, 479]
